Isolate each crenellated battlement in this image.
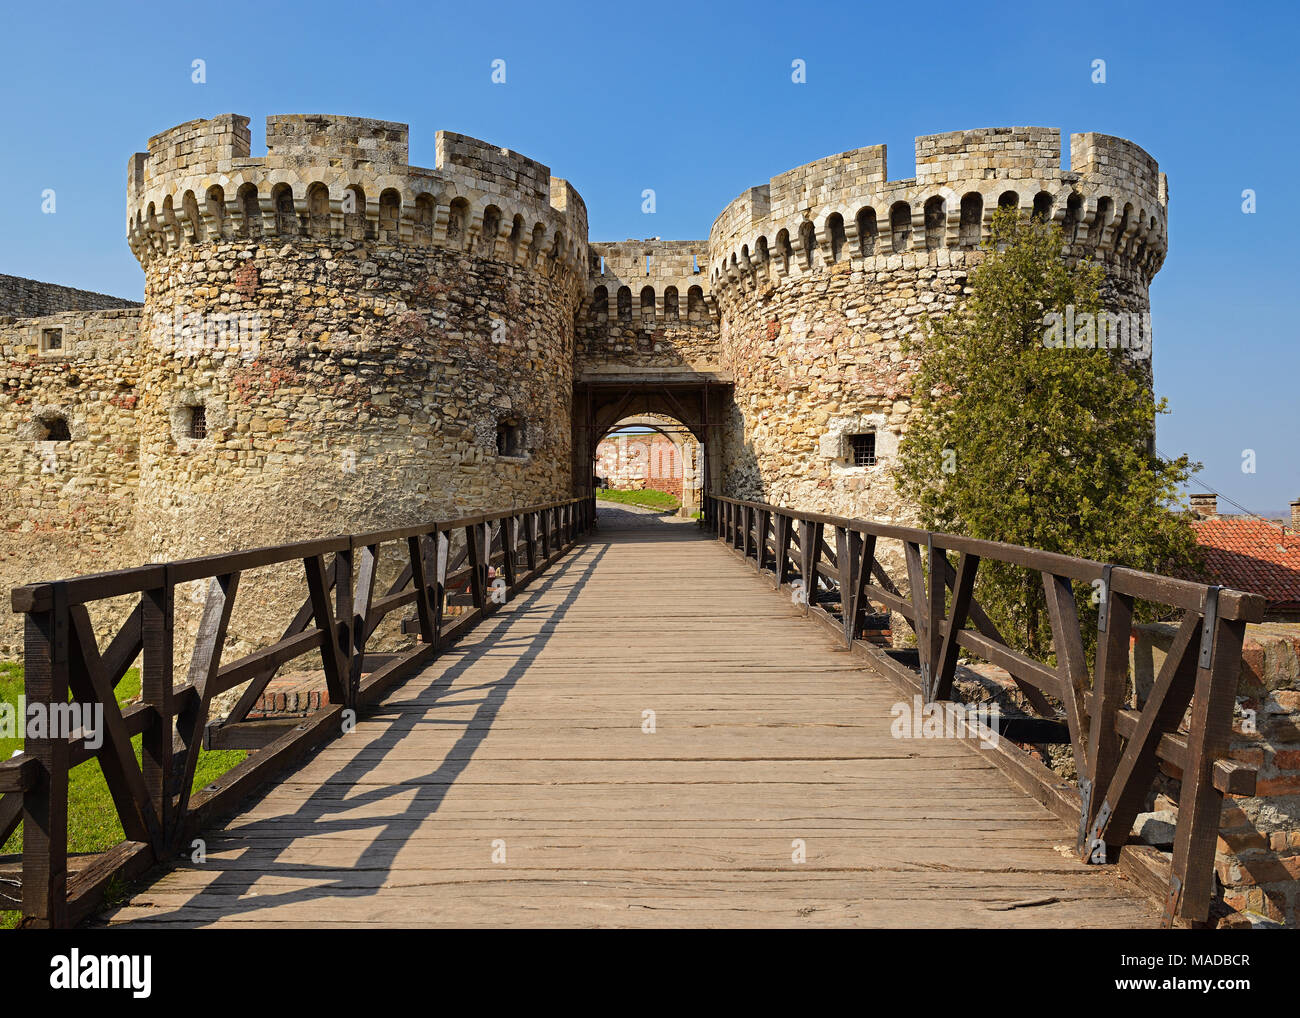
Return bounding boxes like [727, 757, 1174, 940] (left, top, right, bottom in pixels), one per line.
[707, 127, 1168, 298]
[4, 116, 1182, 672]
[585, 239, 715, 324]
[126, 114, 589, 290]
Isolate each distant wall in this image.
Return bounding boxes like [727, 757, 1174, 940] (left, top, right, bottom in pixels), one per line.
[578, 239, 720, 375]
[0, 307, 145, 656]
[0, 274, 140, 318]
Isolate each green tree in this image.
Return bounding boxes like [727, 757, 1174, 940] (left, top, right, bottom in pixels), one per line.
[895, 207, 1201, 658]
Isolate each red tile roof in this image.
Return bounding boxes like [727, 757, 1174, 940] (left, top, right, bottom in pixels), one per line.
[1191, 518, 1300, 606]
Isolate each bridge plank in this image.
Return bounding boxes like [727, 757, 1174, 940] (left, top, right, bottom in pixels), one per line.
[100, 514, 1157, 929]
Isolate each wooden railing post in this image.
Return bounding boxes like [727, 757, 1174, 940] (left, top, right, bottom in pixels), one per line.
[799, 520, 816, 613]
[503, 516, 519, 588]
[305, 555, 346, 705]
[140, 575, 174, 855]
[925, 537, 945, 699]
[22, 583, 70, 927]
[1168, 604, 1247, 924]
[465, 523, 487, 611]
[335, 546, 355, 708]
[348, 540, 380, 703]
[931, 551, 979, 702]
[903, 541, 931, 693]
[1082, 580, 1132, 853]
[524, 512, 538, 571]
[774, 512, 791, 589]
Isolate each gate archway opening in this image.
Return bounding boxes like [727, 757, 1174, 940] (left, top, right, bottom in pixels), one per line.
[572, 377, 731, 519]
[595, 413, 702, 517]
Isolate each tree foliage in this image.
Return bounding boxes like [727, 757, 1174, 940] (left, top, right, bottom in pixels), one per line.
[894, 207, 1202, 657]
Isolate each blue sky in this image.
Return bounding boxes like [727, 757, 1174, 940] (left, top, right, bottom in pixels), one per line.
[2, 0, 1295, 512]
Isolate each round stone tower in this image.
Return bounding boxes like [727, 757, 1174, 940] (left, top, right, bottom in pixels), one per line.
[707, 127, 1167, 524]
[126, 113, 587, 560]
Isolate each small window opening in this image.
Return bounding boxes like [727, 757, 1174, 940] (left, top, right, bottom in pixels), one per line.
[41, 328, 63, 352]
[848, 432, 876, 467]
[496, 419, 524, 457]
[40, 416, 71, 442]
[188, 405, 207, 439]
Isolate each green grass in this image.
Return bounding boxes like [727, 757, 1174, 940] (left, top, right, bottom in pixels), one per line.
[1, 661, 245, 928]
[596, 487, 681, 512]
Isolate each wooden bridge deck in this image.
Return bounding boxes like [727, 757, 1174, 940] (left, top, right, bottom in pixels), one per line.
[102, 511, 1158, 928]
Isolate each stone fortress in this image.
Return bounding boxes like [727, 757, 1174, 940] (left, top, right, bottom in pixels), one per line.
[0, 114, 1168, 655]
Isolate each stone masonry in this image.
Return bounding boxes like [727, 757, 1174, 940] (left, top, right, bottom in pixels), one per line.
[2, 117, 1168, 659]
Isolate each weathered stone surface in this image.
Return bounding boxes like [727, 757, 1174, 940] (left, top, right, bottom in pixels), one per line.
[2, 117, 1168, 665]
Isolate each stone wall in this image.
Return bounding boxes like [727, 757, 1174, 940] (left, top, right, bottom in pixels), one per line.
[577, 240, 719, 375]
[3, 113, 588, 665]
[0, 274, 140, 318]
[1, 120, 1171, 667]
[0, 308, 145, 656]
[1134, 622, 1300, 927]
[709, 127, 1166, 533]
[134, 242, 576, 560]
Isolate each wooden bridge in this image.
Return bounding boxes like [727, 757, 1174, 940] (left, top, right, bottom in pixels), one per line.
[0, 495, 1263, 928]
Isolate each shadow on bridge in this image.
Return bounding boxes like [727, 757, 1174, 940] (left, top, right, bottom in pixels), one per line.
[102, 515, 1160, 929]
[97, 542, 610, 925]
[594, 500, 697, 532]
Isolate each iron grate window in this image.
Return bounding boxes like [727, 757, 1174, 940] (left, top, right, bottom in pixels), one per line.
[848, 432, 876, 467]
[41, 328, 63, 352]
[188, 405, 207, 439]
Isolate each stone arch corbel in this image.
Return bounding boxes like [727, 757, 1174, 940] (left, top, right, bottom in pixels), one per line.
[975, 185, 1001, 244]
[202, 184, 228, 240]
[127, 216, 145, 259]
[907, 194, 929, 253]
[179, 190, 203, 245]
[221, 173, 251, 239]
[528, 222, 548, 271]
[144, 203, 164, 256]
[822, 203, 854, 263]
[462, 199, 490, 254]
[812, 213, 836, 265]
[511, 217, 533, 267]
[924, 187, 960, 249]
[161, 194, 185, 252]
[252, 186, 277, 238]
[1046, 182, 1074, 227]
[292, 185, 311, 237]
[326, 186, 347, 238]
[738, 243, 755, 279]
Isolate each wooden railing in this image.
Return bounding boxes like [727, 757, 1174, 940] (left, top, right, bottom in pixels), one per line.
[704, 494, 1265, 927]
[0, 495, 595, 928]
